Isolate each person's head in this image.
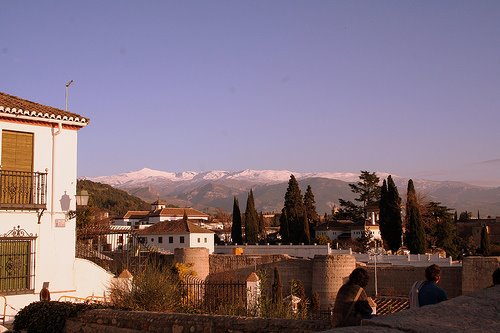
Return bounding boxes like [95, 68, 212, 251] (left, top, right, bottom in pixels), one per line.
[492, 268, 500, 286]
[348, 267, 369, 288]
[425, 264, 441, 283]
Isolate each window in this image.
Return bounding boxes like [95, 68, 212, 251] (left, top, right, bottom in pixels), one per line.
[151, 238, 154, 242]
[204, 238, 207, 243]
[169, 236, 173, 243]
[158, 237, 163, 244]
[1, 130, 34, 205]
[180, 236, 185, 244]
[0, 227, 36, 294]
[197, 238, 201, 243]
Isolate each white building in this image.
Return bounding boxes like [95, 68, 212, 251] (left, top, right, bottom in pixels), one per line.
[114, 200, 210, 229]
[0, 92, 112, 321]
[315, 220, 382, 241]
[136, 219, 215, 254]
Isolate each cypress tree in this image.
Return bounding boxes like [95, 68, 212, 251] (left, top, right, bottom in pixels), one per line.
[378, 179, 388, 246]
[272, 267, 283, 305]
[406, 179, 426, 254]
[304, 185, 318, 240]
[385, 176, 403, 252]
[258, 211, 266, 242]
[244, 190, 259, 244]
[304, 185, 319, 226]
[480, 225, 490, 256]
[279, 208, 289, 243]
[231, 197, 243, 245]
[282, 175, 310, 244]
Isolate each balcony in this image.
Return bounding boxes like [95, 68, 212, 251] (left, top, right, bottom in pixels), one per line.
[0, 170, 47, 210]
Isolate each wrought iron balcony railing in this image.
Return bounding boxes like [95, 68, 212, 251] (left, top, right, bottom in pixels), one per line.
[0, 170, 47, 210]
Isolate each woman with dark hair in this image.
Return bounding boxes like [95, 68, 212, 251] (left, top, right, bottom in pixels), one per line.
[332, 267, 373, 327]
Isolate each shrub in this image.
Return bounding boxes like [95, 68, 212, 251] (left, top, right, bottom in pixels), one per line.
[13, 301, 103, 333]
[109, 261, 181, 312]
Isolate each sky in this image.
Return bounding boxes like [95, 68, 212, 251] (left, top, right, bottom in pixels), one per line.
[1, 1, 499, 186]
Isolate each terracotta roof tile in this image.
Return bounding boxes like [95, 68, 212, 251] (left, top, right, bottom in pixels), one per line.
[123, 211, 149, 219]
[0, 91, 89, 126]
[150, 207, 209, 218]
[136, 220, 214, 235]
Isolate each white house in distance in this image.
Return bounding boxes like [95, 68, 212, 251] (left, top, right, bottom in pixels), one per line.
[0, 92, 112, 321]
[315, 220, 382, 242]
[136, 219, 215, 254]
[114, 200, 210, 229]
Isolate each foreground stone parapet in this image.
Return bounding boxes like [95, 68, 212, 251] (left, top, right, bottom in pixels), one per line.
[324, 285, 500, 333]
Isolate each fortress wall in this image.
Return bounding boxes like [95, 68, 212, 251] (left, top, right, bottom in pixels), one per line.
[364, 265, 462, 298]
[461, 256, 500, 294]
[311, 255, 356, 310]
[174, 248, 210, 280]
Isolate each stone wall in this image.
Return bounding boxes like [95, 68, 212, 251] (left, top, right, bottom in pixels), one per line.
[312, 255, 356, 310]
[363, 265, 462, 298]
[64, 309, 331, 333]
[214, 244, 331, 258]
[326, 285, 500, 333]
[209, 254, 291, 275]
[461, 256, 500, 294]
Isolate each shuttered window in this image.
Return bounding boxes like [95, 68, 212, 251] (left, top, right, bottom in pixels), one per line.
[1, 130, 34, 205]
[1, 130, 34, 172]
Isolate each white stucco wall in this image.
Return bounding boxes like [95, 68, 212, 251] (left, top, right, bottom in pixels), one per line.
[0, 120, 84, 321]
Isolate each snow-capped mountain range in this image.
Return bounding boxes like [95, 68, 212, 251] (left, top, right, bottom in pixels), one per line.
[87, 168, 500, 216]
[90, 167, 391, 187]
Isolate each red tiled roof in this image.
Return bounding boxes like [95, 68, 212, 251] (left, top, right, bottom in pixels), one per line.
[150, 208, 209, 218]
[122, 211, 149, 219]
[0, 91, 89, 126]
[136, 220, 214, 235]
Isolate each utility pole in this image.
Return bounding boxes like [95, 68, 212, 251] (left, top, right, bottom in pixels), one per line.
[65, 80, 74, 111]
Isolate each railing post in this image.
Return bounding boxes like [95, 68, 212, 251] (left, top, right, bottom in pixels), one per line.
[246, 272, 261, 316]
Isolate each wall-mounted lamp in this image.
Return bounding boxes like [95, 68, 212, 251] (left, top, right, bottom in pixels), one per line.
[76, 190, 89, 207]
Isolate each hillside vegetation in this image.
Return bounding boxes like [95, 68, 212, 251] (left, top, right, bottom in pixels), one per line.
[77, 179, 150, 218]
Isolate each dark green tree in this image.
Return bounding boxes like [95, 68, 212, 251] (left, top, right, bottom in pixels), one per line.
[335, 198, 364, 222]
[281, 175, 310, 244]
[479, 225, 490, 256]
[244, 190, 259, 244]
[384, 176, 403, 252]
[271, 267, 283, 305]
[378, 179, 388, 244]
[357, 230, 374, 253]
[458, 211, 471, 221]
[349, 171, 381, 219]
[304, 185, 319, 226]
[279, 209, 289, 243]
[406, 179, 426, 254]
[258, 211, 266, 242]
[231, 197, 243, 244]
[304, 185, 319, 240]
[434, 211, 459, 258]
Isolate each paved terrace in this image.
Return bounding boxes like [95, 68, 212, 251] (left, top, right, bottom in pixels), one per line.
[325, 285, 500, 333]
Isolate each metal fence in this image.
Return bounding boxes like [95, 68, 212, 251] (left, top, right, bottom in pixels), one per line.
[180, 274, 247, 313]
[0, 170, 47, 208]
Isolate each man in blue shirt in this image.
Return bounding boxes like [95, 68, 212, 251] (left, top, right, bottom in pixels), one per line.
[418, 264, 448, 307]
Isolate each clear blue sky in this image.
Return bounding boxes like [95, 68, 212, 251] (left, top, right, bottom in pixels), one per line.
[1, 1, 499, 185]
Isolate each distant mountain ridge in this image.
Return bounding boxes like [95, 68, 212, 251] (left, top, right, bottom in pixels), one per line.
[87, 168, 500, 217]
